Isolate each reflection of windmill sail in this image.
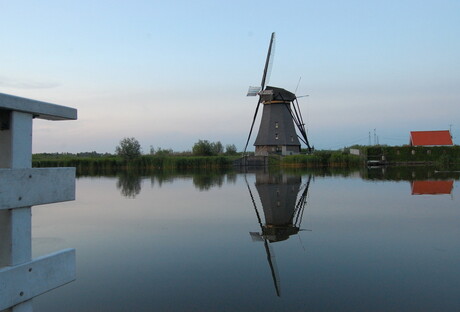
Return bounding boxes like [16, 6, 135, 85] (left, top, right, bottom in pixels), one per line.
[246, 174, 282, 297]
[264, 239, 281, 297]
[293, 175, 312, 228]
[246, 172, 312, 297]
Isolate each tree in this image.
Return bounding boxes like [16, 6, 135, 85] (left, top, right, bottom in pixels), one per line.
[211, 141, 223, 155]
[225, 144, 238, 155]
[116, 137, 141, 160]
[192, 140, 230, 156]
[192, 140, 213, 156]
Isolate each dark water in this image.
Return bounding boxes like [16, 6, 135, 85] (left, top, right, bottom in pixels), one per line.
[31, 168, 460, 311]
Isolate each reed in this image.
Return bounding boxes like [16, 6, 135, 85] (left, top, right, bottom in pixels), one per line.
[281, 151, 362, 168]
[32, 154, 240, 175]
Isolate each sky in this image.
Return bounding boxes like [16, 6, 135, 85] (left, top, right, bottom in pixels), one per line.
[1, 0, 459, 153]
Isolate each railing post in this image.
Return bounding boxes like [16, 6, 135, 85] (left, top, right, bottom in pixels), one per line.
[0, 93, 77, 311]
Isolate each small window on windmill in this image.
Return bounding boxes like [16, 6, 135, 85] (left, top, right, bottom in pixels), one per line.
[275, 133, 279, 140]
[290, 136, 294, 142]
[275, 122, 279, 128]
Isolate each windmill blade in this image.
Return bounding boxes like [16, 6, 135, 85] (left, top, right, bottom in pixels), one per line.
[243, 32, 276, 153]
[264, 239, 281, 297]
[283, 99, 312, 152]
[247, 86, 262, 96]
[294, 76, 301, 94]
[243, 97, 262, 154]
[261, 32, 276, 90]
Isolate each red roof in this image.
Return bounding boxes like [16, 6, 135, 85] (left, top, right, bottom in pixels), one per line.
[411, 180, 454, 195]
[410, 130, 453, 146]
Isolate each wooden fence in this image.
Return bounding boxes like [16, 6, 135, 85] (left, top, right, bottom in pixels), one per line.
[0, 93, 77, 311]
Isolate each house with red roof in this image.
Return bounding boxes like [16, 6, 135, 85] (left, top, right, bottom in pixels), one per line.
[409, 130, 453, 146]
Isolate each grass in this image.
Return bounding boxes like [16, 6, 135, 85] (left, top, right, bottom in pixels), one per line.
[280, 151, 362, 168]
[32, 153, 240, 175]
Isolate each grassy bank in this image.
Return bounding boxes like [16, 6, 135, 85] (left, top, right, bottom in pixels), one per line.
[363, 145, 460, 166]
[33, 154, 240, 175]
[280, 151, 363, 168]
[34, 146, 459, 173]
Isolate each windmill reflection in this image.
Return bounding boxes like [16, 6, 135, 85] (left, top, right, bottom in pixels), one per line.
[247, 172, 312, 297]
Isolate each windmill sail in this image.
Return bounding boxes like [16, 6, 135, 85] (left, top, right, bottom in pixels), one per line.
[243, 32, 276, 154]
[247, 86, 262, 96]
[261, 32, 275, 90]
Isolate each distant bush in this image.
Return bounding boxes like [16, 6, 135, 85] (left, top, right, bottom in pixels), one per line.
[225, 144, 238, 155]
[192, 140, 224, 156]
[116, 137, 141, 160]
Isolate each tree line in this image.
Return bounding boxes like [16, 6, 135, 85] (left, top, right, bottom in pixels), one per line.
[116, 137, 238, 160]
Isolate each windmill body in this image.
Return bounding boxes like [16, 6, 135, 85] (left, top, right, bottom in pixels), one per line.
[254, 86, 301, 156]
[255, 172, 302, 242]
[244, 32, 312, 155]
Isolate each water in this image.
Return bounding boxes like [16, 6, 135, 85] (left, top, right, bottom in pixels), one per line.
[31, 168, 460, 311]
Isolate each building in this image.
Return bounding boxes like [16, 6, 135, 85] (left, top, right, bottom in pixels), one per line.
[409, 130, 453, 146]
[254, 87, 301, 156]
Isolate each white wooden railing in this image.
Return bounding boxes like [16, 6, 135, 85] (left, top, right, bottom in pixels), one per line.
[0, 93, 77, 311]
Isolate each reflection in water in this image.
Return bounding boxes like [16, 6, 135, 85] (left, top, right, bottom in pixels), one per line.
[192, 174, 224, 191]
[117, 170, 236, 197]
[364, 166, 460, 181]
[35, 169, 460, 311]
[247, 172, 312, 297]
[116, 172, 142, 198]
[411, 180, 454, 195]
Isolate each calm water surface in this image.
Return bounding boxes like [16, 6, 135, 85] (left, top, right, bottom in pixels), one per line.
[31, 168, 460, 311]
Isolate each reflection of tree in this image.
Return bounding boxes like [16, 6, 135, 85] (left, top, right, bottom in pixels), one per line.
[192, 174, 224, 191]
[116, 172, 142, 198]
[226, 172, 237, 184]
[364, 166, 460, 181]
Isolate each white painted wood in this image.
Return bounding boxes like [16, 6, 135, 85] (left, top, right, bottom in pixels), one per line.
[10, 112, 32, 169]
[0, 93, 77, 311]
[0, 168, 76, 210]
[0, 209, 32, 270]
[6, 301, 33, 312]
[0, 111, 33, 269]
[0, 93, 77, 121]
[0, 249, 76, 310]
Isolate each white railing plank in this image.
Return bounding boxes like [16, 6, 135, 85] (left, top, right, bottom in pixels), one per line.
[0, 93, 77, 121]
[0, 168, 75, 210]
[0, 249, 76, 310]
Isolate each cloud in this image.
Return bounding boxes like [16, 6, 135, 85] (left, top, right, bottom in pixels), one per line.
[0, 76, 59, 89]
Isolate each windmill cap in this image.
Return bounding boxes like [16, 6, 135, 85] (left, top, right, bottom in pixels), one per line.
[265, 86, 296, 102]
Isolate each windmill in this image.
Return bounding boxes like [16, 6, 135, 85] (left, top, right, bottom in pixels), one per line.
[244, 32, 312, 156]
[246, 172, 312, 297]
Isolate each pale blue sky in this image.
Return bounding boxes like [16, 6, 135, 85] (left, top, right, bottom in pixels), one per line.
[1, 0, 459, 152]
